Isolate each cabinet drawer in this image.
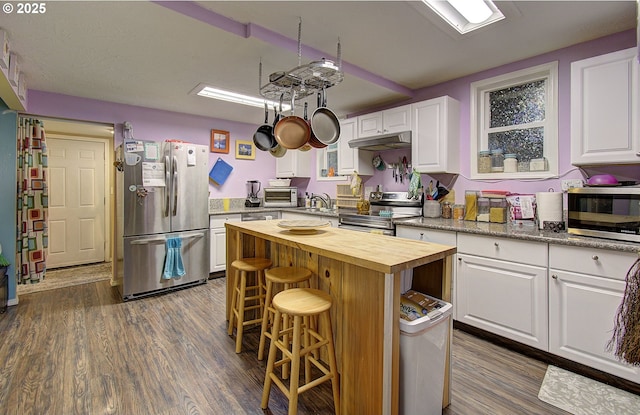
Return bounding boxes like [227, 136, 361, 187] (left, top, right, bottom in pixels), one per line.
[549, 245, 637, 281]
[457, 233, 547, 266]
[209, 214, 241, 229]
[396, 226, 456, 246]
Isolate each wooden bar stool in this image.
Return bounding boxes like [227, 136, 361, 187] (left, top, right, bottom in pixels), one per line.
[258, 267, 313, 376]
[261, 288, 340, 415]
[228, 257, 272, 353]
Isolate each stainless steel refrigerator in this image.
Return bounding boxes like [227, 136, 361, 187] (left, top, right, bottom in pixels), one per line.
[115, 140, 210, 300]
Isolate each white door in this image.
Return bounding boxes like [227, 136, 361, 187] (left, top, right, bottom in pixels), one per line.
[48, 138, 106, 268]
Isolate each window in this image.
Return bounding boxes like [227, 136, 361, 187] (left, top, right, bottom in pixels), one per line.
[470, 62, 558, 179]
[316, 143, 345, 181]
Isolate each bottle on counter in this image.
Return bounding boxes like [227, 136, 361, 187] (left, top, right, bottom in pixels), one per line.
[305, 192, 311, 208]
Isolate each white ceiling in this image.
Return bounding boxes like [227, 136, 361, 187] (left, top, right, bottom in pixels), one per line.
[2, 1, 637, 126]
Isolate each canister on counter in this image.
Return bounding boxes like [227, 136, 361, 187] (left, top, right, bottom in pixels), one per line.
[477, 197, 490, 222]
[464, 191, 478, 221]
[442, 201, 452, 219]
[453, 204, 465, 221]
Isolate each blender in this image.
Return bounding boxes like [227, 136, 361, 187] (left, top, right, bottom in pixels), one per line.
[245, 180, 262, 207]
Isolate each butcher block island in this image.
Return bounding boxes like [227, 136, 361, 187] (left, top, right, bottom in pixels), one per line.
[225, 219, 456, 415]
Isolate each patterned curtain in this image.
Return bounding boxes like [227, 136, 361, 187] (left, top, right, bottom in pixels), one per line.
[16, 117, 48, 284]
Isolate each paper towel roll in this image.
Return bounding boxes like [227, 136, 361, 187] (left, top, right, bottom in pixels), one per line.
[536, 192, 563, 229]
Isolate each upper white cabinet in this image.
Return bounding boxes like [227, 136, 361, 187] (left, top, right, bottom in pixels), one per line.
[571, 47, 640, 165]
[357, 104, 411, 138]
[338, 118, 374, 176]
[275, 148, 312, 178]
[411, 96, 460, 173]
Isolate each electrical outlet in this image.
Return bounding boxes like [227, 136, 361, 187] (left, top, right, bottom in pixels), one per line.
[561, 179, 583, 191]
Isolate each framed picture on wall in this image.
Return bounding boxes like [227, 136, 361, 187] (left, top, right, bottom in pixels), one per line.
[210, 129, 230, 154]
[235, 140, 255, 160]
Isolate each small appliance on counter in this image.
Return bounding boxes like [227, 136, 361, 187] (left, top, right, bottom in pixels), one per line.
[245, 180, 262, 207]
[263, 186, 298, 207]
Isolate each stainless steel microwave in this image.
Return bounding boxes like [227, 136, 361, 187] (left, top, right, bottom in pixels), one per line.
[263, 187, 298, 207]
[567, 186, 640, 242]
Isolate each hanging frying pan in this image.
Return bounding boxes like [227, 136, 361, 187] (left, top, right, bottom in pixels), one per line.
[274, 91, 310, 150]
[311, 87, 340, 145]
[304, 101, 326, 149]
[253, 102, 276, 151]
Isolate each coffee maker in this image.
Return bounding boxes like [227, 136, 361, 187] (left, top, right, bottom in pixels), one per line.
[245, 180, 262, 207]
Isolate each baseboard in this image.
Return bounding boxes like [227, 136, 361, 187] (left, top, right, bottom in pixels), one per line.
[7, 297, 18, 306]
[453, 320, 640, 396]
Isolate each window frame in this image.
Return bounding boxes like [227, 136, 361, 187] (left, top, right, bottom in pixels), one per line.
[470, 62, 559, 179]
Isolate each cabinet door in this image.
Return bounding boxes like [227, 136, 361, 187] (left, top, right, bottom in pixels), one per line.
[210, 227, 227, 273]
[338, 118, 374, 175]
[275, 150, 311, 178]
[548, 269, 640, 383]
[382, 105, 411, 134]
[357, 111, 383, 138]
[457, 253, 548, 350]
[571, 47, 640, 165]
[411, 96, 460, 173]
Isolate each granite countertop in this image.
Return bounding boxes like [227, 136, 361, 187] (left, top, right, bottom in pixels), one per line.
[209, 204, 639, 253]
[395, 217, 640, 253]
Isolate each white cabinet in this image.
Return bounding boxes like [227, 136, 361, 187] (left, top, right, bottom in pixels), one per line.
[357, 105, 411, 138]
[209, 214, 241, 273]
[571, 47, 640, 165]
[395, 226, 458, 319]
[456, 233, 548, 350]
[338, 118, 374, 176]
[411, 96, 460, 173]
[549, 245, 640, 383]
[276, 149, 312, 178]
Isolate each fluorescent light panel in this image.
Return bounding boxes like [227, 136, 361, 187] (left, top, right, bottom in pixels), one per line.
[191, 84, 291, 111]
[422, 0, 504, 34]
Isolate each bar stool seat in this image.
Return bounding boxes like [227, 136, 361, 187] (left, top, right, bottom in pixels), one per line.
[228, 257, 272, 353]
[261, 288, 340, 415]
[258, 267, 313, 363]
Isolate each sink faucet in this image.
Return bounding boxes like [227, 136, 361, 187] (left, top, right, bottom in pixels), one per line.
[311, 193, 332, 210]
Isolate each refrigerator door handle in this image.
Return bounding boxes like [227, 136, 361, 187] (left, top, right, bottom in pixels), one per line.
[172, 155, 178, 216]
[164, 155, 170, 217]
[130, 232, 205, 245]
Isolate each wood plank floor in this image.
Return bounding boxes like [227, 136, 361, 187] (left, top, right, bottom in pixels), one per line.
[0, 277, 571, 415]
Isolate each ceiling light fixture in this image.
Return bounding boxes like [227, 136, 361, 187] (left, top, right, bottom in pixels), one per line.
[190, 83, 291, 111]
[422, 0, 504, 34]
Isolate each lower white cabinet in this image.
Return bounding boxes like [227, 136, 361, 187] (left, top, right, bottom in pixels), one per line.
[549, 245, 640, 383]
[209, 214, 241, 273]
[395, 226, 458, 319]
[456, 233, 548, 350]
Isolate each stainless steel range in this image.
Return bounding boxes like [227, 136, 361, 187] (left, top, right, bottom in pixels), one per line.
[338, 191, 423, 235]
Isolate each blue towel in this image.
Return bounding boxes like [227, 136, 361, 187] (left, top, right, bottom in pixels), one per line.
[163, 237, 186, 279]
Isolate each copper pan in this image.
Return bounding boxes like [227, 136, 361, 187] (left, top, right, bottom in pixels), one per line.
[274, 92, 311, 150]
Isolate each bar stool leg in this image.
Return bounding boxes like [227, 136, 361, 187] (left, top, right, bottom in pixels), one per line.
[287, 315, 303, 415]
[227, 268, 240, 336]
[257, 279, 274, 361]
[234, 271, 248, 354]
[322, 311, 341, 415]
[261, 309, 282, 410]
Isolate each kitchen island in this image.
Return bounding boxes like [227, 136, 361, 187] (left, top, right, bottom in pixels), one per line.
[225, 219, 456, 415]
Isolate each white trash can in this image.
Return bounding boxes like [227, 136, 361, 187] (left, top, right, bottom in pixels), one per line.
[399, 291, 452, 415]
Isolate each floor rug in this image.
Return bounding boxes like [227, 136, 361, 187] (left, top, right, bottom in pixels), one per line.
[17, 262, 112, 295]
[538, 365, 640, 415]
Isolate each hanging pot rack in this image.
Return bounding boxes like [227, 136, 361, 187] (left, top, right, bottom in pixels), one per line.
[259, 18, 343, 102]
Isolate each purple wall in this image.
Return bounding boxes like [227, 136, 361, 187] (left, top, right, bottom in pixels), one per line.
[27, 29, 638, 203]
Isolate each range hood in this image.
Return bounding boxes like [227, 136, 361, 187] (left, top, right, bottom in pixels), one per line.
[348, 131, 411, 150]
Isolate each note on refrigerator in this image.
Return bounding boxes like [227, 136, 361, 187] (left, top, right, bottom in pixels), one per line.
[142, 162, 165, 187]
